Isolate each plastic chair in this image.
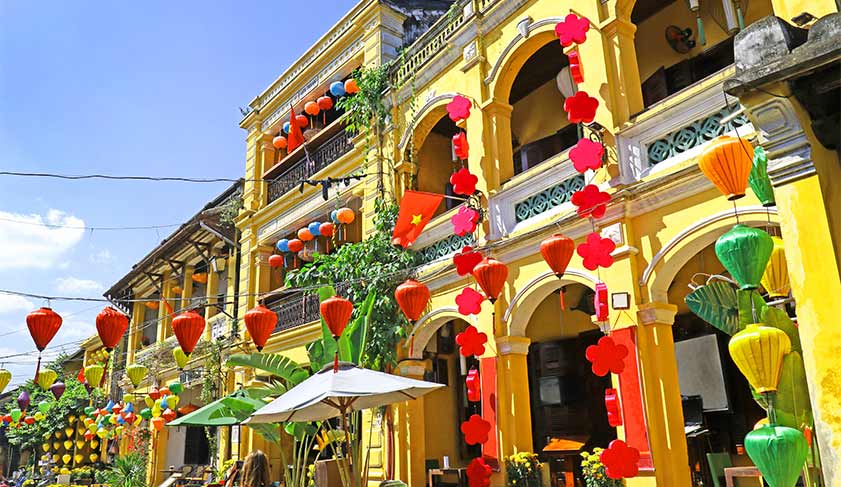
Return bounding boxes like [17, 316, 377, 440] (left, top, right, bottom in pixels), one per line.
[706, 452, 733, 487]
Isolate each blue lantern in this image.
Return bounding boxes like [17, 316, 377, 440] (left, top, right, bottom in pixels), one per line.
[330, 81, 346, 97]
[331, 210, 339, 223]
[105, 400, 114, 412]
[283, 121, 291, 134]
[308, 222, 322, 236]
[276, 239, 290, 253]
[161, 396, 169, 410]
[124, 402, 134, 413]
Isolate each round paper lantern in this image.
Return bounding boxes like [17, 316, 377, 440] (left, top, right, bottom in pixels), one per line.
[304, 101, 320, 116]
[171, 310, 206, 355]
[173, 346, 188, 370]
[330, 81, 346, 97]
[50, 382, 65, 400]
[472, 258, 508, 303]
[272, 135, 287, 150]
[320, 296, 353, 339]
[395, 279, 430, 323]
[36, 369, 57, 391]
[268, 254, 284, 269]
[749, 146, 775, 207]
[282, 121, 291, 134]
[295, 114, 309, 129]
[288, 239, 304, 252]
[0, 369, 11, 394]
[297, 228, 314, 242]
[96, 307, 129, 351]
[336, 207, 355, 224]
[698, 135, 754, 200]
[84, 365, 104, 387]
[276, 239, 290, 252]
[729, 324, 790, 393]
[715, 225, 774, 290]
[319, 222, 335, 237]
[540, 234, 575, 278]
[761, 237, 790, 298]
[125, 364, 147, 388]
[244, 305, 277, 351]
[308, 221, 322, 236]
[317, 96, 333, 111]
[744, 426, 807, 487]
[27, 307, 62, 351]
[344, 78, 359, 94]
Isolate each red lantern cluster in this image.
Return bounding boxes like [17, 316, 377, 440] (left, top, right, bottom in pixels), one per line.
[96, 307, 129, 351]
[171, 310, 205, 356]
[244, 305, 277, 351]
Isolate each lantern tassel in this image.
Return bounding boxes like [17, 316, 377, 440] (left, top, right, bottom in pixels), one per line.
[559, 289, 566, 311]
[100, 352, 109, 388]
[333, 350, 339, 374]
[34, 352, 41, 382]
[409, 334, 415, 357]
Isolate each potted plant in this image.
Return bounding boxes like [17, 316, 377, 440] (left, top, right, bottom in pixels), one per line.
[505, 452, 542, 487]
[580, 448, 622, 487]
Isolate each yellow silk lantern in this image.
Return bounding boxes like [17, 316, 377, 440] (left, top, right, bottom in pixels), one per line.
[61, 454, 71, 465]
[52, 441, 61, 450]
[63, 440, 72, 450]
[89, 453, 99, 463]
[74, 453, 84, 464]
[64, 427, 74, 437]
[41, 444, 49, 452]
[84, 365, 104, 386]
[36, 369, 57, 391]
[729, 324, 791, 393]
[761, 237, 790, 298]
[90, 440, 99, 449]
[75, 439, 85, 449]
[173, 346, 189, 370]
[0, 369, 11, 394]
[125, 364, 147, 388]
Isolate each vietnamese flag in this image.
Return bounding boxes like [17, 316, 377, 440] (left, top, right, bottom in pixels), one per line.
[287, 105, 305, 153]
[392, 190, 444, 248]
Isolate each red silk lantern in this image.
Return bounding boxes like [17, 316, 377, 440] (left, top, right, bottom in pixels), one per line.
[605, 388, 622, 427]
[344, 78, 359, 94]
[149, 387, 161, 400]
[319, 222, 335, 237]
[288, 239, 304, 252]
[594, 281, 609, 322]
[272, 135, 287, 150]
[472, 258, 508, 303]
[268, 254, 284, 269]
[295, 114, 309, 129]
[244, 305, 277, 351]
[320, 296, 353, 339]
[297, 228, 314, 241]
[395, 280, 430, 323]
[171, 310, 205, 355]
[568, 50, 584, 83]
[95, 307, 129, 351]
[304, 101, 320, 116]
[27, 308, 62, 351]
[466, 368, 480, 402]
[317, 96, 333, 111]
[162, 408, 177, 422]
[540, 234, 575, 278]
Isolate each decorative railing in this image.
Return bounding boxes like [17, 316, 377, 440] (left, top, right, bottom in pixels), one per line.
[395, 0, 469, 84]
[267, 130, 355, 204]
[417, 233, 476, 264]
[267, 282, 350, 333]
[647, 105, 750, 164]
[514, 174, 585, 223]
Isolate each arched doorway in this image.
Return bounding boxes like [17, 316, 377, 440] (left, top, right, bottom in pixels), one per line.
[413, 112, 461, 216]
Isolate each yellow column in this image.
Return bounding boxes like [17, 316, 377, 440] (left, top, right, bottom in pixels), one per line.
[495, 336, 532, 457]
[479, 100, 514, 192]
[393, 359, 428, 487]
[242, 121, 266, 213]
[253, 246, 274, 297]
[595, 17, 645, 129]
[148, 427, 169, 486]
[636, 303, 691, 487]
[127, 301, 143, 364]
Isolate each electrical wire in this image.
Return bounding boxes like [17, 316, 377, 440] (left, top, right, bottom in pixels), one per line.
[0, 214, 185, 231]
[0, 171, 255, 183]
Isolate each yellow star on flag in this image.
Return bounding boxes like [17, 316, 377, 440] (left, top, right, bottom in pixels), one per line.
[411, 214, 423, 225]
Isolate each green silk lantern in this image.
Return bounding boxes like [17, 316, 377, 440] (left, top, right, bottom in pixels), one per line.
[744, 425, 807, 487]
[715, 225, 774, 290]
[749, 147, 776, 207]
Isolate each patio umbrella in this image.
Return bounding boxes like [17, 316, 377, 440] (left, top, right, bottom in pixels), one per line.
[168, 389, 267, 427]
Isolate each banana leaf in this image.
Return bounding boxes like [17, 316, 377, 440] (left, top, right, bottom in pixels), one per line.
[307, 340, 328, 374]
[761, 306, 802, 353]
[338, 292, 375, 366]
[685, 281, 740, 335]
[284, 421, 319, 440]
[225, 352, 309, 386]
[246, 380, 290, 400]
[737, 289, 767, 326]
[751, 352, 812, 429]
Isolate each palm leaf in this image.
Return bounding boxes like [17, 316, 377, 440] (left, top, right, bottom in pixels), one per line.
[685, 281, 740, 335]
[248, 423, 283, 444]
[226, 353, 308, 386]
[247, 380, 289, 400]
[761, 306, 802, 353]
[339, 291, 375, 365]
[737, 289, 768, 326]
[284, 421, 319, 440]
[307, 339, 328, 373]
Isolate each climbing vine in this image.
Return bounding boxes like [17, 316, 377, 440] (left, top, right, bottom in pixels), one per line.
[200, 339, 228, 465]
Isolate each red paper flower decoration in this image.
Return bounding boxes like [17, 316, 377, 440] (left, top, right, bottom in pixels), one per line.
[452, 206, 480, 236]
[568, 50, 584, 84]
[570, 138, 604, 172]
[466, 457, 493, 487]
[466, 368, 481, 402]
[455, 288, 484, 316]
[577, 232, 616, 270]
[454, 246, 484, 276]
[456, 324, 488, 357]
[564, 91, 599, 124]
[450, 167, 478, 196]
[585, 336, 628, 376]
[453, 132, 470, 160]
[600, 440, 640, 479]
[555, 13, 590, 47]
[447, 95, 472, 122]
[461, 414, 492, 445]
[571, 184, 610, 219]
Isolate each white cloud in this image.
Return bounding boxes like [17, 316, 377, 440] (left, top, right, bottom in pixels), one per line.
[0, 294, 34, 314]
[89, 249, 114, 265]
[0, 209, 85, 270]
[55, 277, 102, 294]
[57, 319, 96, 341]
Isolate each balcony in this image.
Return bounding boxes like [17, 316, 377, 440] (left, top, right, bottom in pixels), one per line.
[265, 282, 350, 333]
[265, 122, 356, 205]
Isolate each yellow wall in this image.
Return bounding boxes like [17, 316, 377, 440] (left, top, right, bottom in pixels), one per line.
[510, 79, 569, 149]
[416, 130, 454, 202]
[525, 285, 597, 344]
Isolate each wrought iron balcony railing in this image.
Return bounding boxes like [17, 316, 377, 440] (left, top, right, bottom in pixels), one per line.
[266, 282, 350, 333]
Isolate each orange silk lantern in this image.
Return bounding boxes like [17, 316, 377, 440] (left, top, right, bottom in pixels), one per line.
[177, 404, 199, 416]
[295, 114, 309, 129]
[344, 78, 359, 94]
[268, 255, 284, 269]
[540, 234, 575, 278]
[395, 280, 431, 323]
[698, 135, 754, 200]
[151, 417, 165, 432]
[472, 258, 508, 303]
[171, 310, 205, 356]
[319, 222, 335, 237]
[297, 228, 314, 241]
[288, 239, 304, 252]
[244, 305, 277, 351]
[336, 207, 355, 224]
[317, 96, 333, 111]
[144, 301, 159, 310]
[95, 307, 129, 351]
[320, 296, 353, 339]
[272, 135, 287, 150]
[304, 101, 320, 116]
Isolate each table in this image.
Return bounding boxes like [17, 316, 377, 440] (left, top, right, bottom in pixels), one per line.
[428, 467, 467, 487]
[542, 436, 589, 487]
[724, 466, 761, 487]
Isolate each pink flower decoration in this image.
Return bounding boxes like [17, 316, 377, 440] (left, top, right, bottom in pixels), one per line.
[450, 167, 478, 196]
[453, 132, 470, 160]
[456, 324, 488, 357]
[555, 13, 590, 47]
[600, 440, 640, 479]
[461, 414, 492, 445]
[585, 336, 628, 376]
[568, 50, 584, 84]
[447, 95, 472, 122]
[571, 184, 610, 219]
[452, 206, 480, 236]
[456, 288, 484, 316]
[466, 368, 481, 402]
[564, 91, 599, 124]
[569, 138, 604, 172]
[453, 246, 483, 276]
[466, 457, 492, 487]
[577, 232, 616, 270]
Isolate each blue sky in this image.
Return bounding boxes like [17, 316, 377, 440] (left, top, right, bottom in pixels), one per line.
[0, 0, 356, 386]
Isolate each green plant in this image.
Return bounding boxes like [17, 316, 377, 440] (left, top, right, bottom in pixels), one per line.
[101, 452, 146, 487]
[200, 339, 229, 465]
[580, 449, 621, 487]
[505, 452, 542, 487]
